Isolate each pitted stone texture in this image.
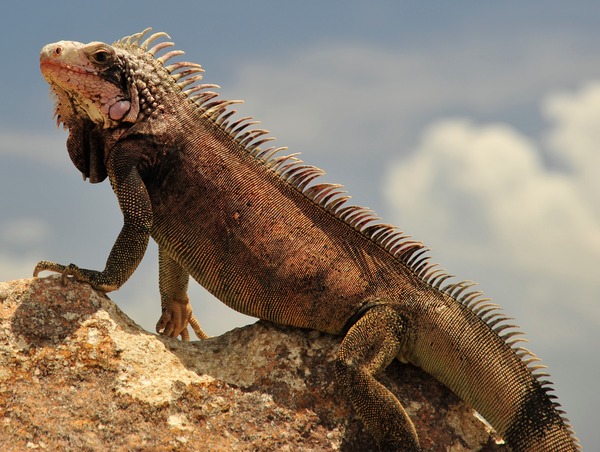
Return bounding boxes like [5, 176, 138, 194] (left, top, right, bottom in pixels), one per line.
[0, 277, 506, 451]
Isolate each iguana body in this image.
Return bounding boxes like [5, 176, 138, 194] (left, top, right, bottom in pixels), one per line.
[35, 29, 579, 450]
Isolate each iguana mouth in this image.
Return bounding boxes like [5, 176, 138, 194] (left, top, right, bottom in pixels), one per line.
[40, 44, 100, 82]
[40, 60, 103, 104]
[40, 59, 99, 76]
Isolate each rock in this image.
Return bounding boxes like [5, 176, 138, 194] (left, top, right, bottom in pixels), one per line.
[0, 276, 506, 451]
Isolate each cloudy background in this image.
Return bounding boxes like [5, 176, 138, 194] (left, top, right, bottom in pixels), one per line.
[1, 2, 598, 448]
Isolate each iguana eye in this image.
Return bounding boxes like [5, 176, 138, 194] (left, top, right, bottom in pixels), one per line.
[91, 49, 110, 64]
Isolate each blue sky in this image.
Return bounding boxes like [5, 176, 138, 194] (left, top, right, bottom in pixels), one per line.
[1, 2, 599, 448]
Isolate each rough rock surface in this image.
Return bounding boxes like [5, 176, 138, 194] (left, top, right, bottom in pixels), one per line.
[0, 276, 507, 451]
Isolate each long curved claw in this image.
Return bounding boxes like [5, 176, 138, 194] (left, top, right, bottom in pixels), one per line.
[33, 261, 82, 286]
[33, 261, 116, 292]
[33, 260, 67, 277]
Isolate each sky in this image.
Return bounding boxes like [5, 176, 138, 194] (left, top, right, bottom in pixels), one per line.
[1, 1, 598, 448]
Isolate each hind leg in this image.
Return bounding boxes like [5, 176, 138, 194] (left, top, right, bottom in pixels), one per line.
[155, 247, 208, 341]
[335, 304, 420, 451]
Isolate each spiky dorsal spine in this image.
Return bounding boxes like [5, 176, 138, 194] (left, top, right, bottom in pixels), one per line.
[113, 29, 580, 449]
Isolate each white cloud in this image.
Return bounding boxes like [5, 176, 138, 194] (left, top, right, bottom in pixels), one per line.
[383, 84, 600, 333]
[386, 119, 600, 278]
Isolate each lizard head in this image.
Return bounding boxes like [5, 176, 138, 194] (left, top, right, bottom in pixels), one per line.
[40, 29, 216, 183]
[39, 29, 189, 182]
[40, 39, 145, 182]
[40, 40, 141, 130]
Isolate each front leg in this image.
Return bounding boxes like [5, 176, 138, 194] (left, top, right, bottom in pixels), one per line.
[155, 247, 208, 341]
[34, 150, 151, 293]
[33, 219, 150, 292]
[33, 261, 118, 291]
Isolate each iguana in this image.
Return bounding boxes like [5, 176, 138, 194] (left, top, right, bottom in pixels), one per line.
[34, 28, 580, 451]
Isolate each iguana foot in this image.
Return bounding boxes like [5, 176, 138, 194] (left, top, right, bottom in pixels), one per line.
[33, 260, 118, 292]
[34, 261, 80, 285]
[156, 298, 209, 341]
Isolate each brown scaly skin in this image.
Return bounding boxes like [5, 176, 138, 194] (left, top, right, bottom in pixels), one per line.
[34, 29, 580, 450]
